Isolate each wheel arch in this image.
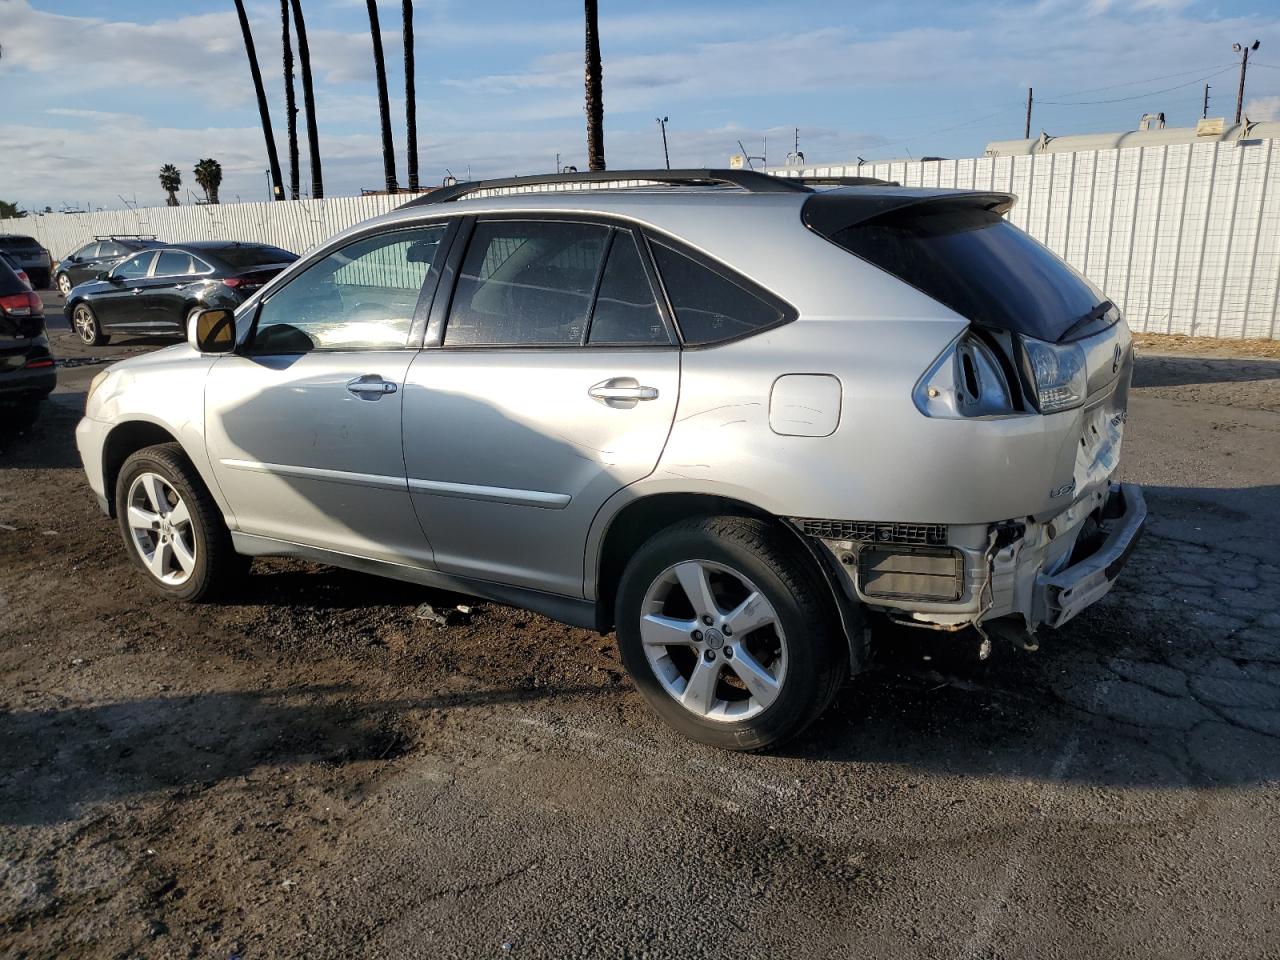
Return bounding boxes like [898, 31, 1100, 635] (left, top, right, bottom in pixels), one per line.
[591, 491, 866, 669]
[100, 420, 207, 519]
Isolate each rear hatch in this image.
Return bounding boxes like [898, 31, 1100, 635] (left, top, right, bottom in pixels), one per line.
[0, 235, 47, 268]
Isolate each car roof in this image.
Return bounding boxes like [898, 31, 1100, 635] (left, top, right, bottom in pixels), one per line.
[169, 240, 284, 251]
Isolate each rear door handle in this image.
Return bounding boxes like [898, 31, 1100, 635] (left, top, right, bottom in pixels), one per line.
[589, 377, 659, 408]
[346, 375, 399, 400]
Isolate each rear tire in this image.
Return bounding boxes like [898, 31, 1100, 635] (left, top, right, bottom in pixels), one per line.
[56, 273, 72, 297]
[616, 516, 847, 751]
[114, 443, 246, 601]
[72, 302, 109, 346]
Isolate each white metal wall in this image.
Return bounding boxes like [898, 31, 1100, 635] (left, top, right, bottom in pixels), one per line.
[4, 138, 1279, 338]
[779, 137, 1280, 339]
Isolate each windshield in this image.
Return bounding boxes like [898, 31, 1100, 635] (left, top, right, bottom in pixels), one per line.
[820, 203, 1115, 342]
[215, 246, 297, 269]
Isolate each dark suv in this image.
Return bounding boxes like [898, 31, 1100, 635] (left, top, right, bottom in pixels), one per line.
[54, 236, 162, 296]
[65, 241, 297, 345]
[0, 255, 55, 430]
[0, 235, 52, 290]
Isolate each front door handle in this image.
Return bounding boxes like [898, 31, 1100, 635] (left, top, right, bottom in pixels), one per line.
[589, 377, 659, 408]
[346, 375, 399, 400]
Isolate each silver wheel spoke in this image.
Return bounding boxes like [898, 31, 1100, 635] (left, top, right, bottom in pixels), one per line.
[674, 561, 719, 619]
[127, 505, 161, 531]
[148, 539, 173, 578]
[726, 647, 781, 707]
[170, 535, 196, 574]
[640, 613, 697, 648]
[141, 475, 168, 514]
[723, 591, 777, 638]
[681, 658, 721, 714]
[166, 498, 191, 528]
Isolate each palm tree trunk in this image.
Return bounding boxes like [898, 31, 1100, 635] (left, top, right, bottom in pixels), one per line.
[234, 0, 285, 201]
[366, 0, 398, 193]
[288, 0, 323, 199]
[403, 0, 418, 192]
[584, 0, 605, 171]
[281, 0, 300, 199]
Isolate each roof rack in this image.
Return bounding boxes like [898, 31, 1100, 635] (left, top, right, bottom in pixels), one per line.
[400, 169, 821, 208]
[788, 175, 899, 188]
[94, 234, 157, 240]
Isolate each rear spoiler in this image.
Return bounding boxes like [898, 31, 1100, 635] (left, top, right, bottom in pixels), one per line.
[801, 191, 1016, 237]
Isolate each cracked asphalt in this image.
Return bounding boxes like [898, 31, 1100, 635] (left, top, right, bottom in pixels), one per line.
[0, 314, 1277, 958]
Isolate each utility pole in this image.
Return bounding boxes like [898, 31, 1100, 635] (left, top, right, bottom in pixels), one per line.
[656, 117, 670, 169]
[1202, 83, 1211, 119]
[1233, 40, 1261, 124]
[1024, 87, 1033, 140]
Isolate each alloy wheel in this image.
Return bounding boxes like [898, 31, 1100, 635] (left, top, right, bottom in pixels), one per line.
[639, 559, 788, 722]
[72, 306, 97, 344]
[126, 472, 197, 585]
[57, 273, 72, 296]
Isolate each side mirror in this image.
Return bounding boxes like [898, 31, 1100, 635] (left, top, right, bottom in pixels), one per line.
[189, 308, 237, 354]
[96, 271, 112, 281]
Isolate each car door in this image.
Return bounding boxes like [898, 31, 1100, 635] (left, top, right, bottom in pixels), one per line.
[402, 217, 681, 597]
[138, 249, 195, 330]
[204, 223, 453, 566]
[67, 242, 103, 285]
[94, 250, 156, 328]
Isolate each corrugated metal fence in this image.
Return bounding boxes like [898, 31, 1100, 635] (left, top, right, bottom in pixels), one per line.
[4, 136, 1279, 338]
[775, 136, 1280, 339]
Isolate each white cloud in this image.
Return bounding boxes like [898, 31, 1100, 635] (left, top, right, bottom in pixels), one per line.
[1244, 96, 1280, 122]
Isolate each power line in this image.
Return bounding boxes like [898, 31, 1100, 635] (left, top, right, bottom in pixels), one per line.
[1039, 67, 1236, 105]
[1036, 62, 1237, 102]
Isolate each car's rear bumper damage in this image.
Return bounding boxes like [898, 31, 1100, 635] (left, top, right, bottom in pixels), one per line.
[795, 481, 1146, 642]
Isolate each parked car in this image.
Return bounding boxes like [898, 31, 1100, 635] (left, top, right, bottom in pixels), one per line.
[53, 235, 163, 297]
[0, 252, 33, 288]
[65, 241, 298, 346]
[0, 234, 52, 289]
[0, 255, 55, 430]
[75, 170, 1144, 750]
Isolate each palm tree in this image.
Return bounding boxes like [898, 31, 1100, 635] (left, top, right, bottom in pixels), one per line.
[288, 0, 323, 199]
[365, 0, 398, 193]
[584, 0, 605, 171]
[0, 200, 25, 219]
[158, 164, 182, 206]
[403, 0, 418, 192]
[194, 159, 223, 204]
[281, 0, 300, 199]
[233, 0, 285, 201]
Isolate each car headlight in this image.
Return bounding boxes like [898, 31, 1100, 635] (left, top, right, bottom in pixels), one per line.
[86, 369, 110, 411]
[1020, 336, 1087, 413]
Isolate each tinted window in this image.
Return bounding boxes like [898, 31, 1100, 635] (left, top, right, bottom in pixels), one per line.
[215, 245, 296, 268]
[98, 241, 126, 257]
[0, 236, 35, 249]
[191, 257, 213, 274]
[112, 252, 155, 279]
[445, 220, 608, 346]
[250, 226, 445, 353]
[76, 242, 101, 260]
[154, 250, 192, 276]
[650, 240, 786, 346]
[824, 205, 1112, 342]
[588, 233, 667, 345]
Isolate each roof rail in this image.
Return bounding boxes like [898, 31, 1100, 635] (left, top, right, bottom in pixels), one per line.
[788, 175, 898, 188]
[94, 234, 157, 240]
[399, 168, 814, 208]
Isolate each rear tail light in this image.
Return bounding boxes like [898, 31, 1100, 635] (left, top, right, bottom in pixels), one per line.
[223, 276, 268, 291]
[221, 277, 244, 289]
[23, 358, 55, 369]
[0, 291, 42, 317]
[1020, 336, 1087, 413]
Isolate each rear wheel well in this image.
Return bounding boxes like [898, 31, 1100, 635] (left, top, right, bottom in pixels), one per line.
[594, 494, 848, 636]
[102, 422, 181, 516]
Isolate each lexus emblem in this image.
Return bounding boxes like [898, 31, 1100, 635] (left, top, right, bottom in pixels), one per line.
[1112, 344, 1122, 374]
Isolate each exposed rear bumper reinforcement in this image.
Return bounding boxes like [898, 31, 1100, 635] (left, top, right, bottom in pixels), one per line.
[1033, 482, 1146, 629]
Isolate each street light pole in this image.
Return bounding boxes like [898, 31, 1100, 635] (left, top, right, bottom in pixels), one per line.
[656, 117, 670, 169]
[1233, 40, 1260, 125]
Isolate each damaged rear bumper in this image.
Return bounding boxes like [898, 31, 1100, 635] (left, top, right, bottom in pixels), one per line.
[799, 482, 1146, 638]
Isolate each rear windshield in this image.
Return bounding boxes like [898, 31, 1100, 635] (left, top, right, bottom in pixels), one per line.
[820, 204, 1112, 342]
[0, 236, 38, 249]
[215, 246, 297, 269]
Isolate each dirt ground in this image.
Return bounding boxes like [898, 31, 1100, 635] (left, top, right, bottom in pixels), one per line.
[1, 309, 1278, 958]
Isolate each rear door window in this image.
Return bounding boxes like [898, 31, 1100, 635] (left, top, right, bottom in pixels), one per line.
[649, 240, 789, 346]
[587, 232, 668, 345]
[154, 250, 192, 276]
[444, 220, 609, 346]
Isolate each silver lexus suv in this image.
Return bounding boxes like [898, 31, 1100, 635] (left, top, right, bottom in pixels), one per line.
[77, 170, 1145, 750]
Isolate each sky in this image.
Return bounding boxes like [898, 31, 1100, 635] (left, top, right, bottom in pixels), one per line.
[2, 0, 1279, 211]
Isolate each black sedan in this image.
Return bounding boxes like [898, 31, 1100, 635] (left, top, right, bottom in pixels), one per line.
[64, 241, 298, 346]
[54, 235, 162, 296]
[0, 255, 55, 430]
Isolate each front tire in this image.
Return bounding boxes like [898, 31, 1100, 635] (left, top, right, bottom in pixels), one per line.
[57, 273, 72, 297]
[72, 302, 109, 346]
[616, 516, 847, 751]
[115, 443, 244, 601]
